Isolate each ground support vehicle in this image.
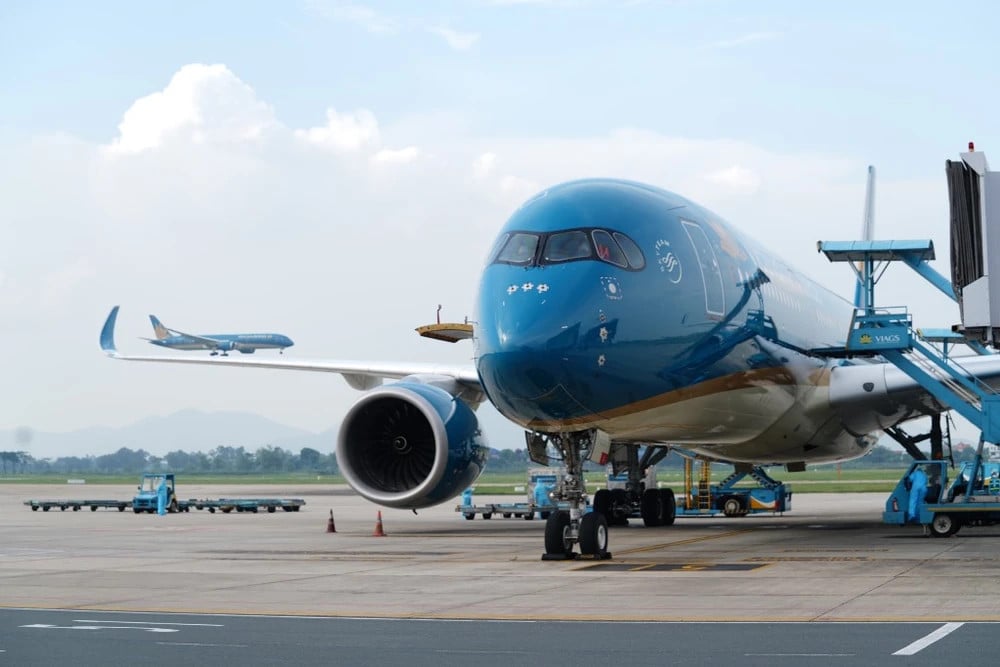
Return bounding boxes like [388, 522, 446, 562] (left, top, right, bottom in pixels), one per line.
[676, 459, 791, 518]
[189, 498, 306, 514]
[23, 499, 131, 512]
[455, 467, 570, 520]
[883, 457, 1000, 537]
[132, 473, 180, 513]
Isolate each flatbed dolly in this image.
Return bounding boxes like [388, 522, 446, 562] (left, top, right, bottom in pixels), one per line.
[23, 499, 131, 512]
[189, 498, 306, 514]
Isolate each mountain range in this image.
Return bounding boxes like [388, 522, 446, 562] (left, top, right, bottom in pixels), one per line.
[2, 409, 335, 459]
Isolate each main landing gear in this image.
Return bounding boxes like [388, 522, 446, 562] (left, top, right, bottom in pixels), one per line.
[532, 431, 611, 561]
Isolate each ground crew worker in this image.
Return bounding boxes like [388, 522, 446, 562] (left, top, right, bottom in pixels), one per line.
[907, 466, 928, 522]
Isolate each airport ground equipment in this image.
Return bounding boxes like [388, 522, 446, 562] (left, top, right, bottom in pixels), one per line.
[883, 453, 1000, 536]
[675, 459, 791, 517]
[455, 467, 573, 520]
[24, 499, 131, 512]
[24, 473, 306, 515]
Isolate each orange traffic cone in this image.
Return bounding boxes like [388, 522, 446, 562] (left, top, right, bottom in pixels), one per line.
[326, 509, 337, 533]
[373, 510, 386, 537]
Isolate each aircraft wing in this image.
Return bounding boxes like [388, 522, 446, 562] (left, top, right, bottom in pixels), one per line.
[829, 353, 1000, 416]
[101, 307, 481, 392]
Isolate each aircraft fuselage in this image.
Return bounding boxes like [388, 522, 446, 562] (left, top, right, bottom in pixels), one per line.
[474, 179, 877, 465]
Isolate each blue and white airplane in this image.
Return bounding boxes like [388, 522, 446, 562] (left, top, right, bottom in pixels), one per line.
[101, 176, 1000, 558]
[142, 314, 294, 356]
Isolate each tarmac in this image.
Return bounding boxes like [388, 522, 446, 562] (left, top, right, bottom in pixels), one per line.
[3, 483, 1000, 622]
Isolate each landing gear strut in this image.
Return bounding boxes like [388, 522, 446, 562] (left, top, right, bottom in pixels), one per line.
[534, 431, 611, 561]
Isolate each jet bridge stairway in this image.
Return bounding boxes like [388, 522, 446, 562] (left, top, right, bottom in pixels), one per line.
[818, 239, 1000, 445]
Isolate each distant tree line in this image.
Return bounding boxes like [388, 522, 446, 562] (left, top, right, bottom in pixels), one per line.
[1, 442, 986, 477]
[3, 445, 339, 475]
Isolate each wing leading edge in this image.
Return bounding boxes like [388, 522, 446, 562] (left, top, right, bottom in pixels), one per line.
[100, 306, 481, 392]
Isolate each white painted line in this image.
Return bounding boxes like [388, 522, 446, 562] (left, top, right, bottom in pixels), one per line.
[21, 624, 178, 633]
[74, 619, 223, 627]
[893, 622, 964, 656]
[156, 642, 248, 648]
[747, 654, 854, 657]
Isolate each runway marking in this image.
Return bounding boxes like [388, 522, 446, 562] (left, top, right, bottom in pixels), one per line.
[21, 624, 178, 633]
[892, 622, 963, 655]
[577, 562, 767, 572]
[74, 619, 224, 627]
[615, 528, 755, 555]
[157, 642, 248, 648]
[747, 653, 854, 657]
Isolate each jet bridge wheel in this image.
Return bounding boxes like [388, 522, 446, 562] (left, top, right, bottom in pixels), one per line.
[544, 510, 573, 557]
[579, 512, 609, 557]
[929, 513, 961, 537]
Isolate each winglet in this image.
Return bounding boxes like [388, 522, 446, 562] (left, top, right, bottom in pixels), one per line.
[100, 306, 120, 355]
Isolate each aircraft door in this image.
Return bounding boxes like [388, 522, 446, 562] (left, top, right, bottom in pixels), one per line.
[681, 220, 725, 317]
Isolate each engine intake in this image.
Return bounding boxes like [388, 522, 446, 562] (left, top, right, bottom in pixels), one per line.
[336, 382, 488, 509]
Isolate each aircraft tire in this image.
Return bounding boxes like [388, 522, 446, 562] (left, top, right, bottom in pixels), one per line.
[544, 510, 573, 557]
[579, 512, 609, 556]
[641, 488, 663, 527]
[593, 489, 611, 518]
[659, 488, 676, 526]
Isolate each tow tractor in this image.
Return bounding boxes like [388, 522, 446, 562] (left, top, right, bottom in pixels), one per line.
[884, 449, 1000, 536]
[132, 472, 180, 513]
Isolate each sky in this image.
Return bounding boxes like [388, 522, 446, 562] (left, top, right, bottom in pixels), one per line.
[3, 0, 1000, 456]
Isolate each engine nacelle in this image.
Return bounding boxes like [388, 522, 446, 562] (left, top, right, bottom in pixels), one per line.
[336, 381, 488, 509]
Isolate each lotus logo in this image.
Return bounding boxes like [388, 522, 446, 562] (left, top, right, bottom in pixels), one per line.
[859, 333, 873, 344]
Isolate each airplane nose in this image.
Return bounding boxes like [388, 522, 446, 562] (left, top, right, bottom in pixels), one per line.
[476, 268, 618, 424]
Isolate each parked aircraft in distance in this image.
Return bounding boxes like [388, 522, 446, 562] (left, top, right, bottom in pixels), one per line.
[101, 166, 1000, 558]
[143, 314, 294, 356]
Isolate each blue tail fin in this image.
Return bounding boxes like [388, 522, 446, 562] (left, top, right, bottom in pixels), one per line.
[853, 166, 877, 309]
[149, 315, 170, 340]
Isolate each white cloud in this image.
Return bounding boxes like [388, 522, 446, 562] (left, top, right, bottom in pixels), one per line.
[428, 26, 480, 51]
[704, 165, 762, 195]
[305, 1, 399, 34]
[473, 152, 497, 178]
[371, 146, 420, 164]
[106, 64, 276, 155]
[295, 107, 381, 152]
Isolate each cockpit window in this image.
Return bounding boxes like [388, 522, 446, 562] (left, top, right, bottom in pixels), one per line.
[592, 230, 628, 268]
[543, 231, 593, 262]
[490, 228, 646, 271]
[496, 233, 540, 265]
[613, 232, 645, 270]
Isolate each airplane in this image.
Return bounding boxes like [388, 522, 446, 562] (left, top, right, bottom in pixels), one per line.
[100, 168, 1000, 559]
[142, 314, 294, 356]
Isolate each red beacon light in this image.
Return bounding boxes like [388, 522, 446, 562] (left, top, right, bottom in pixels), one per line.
[969, 141, 975, 152]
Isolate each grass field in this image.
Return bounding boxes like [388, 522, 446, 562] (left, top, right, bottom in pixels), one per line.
[0, 468, 908, 493]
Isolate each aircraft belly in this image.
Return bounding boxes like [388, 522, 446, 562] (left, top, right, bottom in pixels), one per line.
[602, 384, 796, 444]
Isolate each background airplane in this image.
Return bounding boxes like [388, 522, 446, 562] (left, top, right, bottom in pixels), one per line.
[143, 314, 294, 356]
[101, 159, 1000, 559]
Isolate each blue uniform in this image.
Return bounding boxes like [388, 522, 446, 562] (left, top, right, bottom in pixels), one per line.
[907, 468, 928, 522]
[156, 478, 168, 516]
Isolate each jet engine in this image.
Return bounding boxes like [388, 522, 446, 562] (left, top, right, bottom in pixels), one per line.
[336, 381, 488, 509]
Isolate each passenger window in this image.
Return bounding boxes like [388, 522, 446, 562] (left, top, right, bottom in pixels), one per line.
[496, 233, 540, 265]
[613, 232, 645, 270]
[543, 231, 592, 262]
[592, 230, 628, 268]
